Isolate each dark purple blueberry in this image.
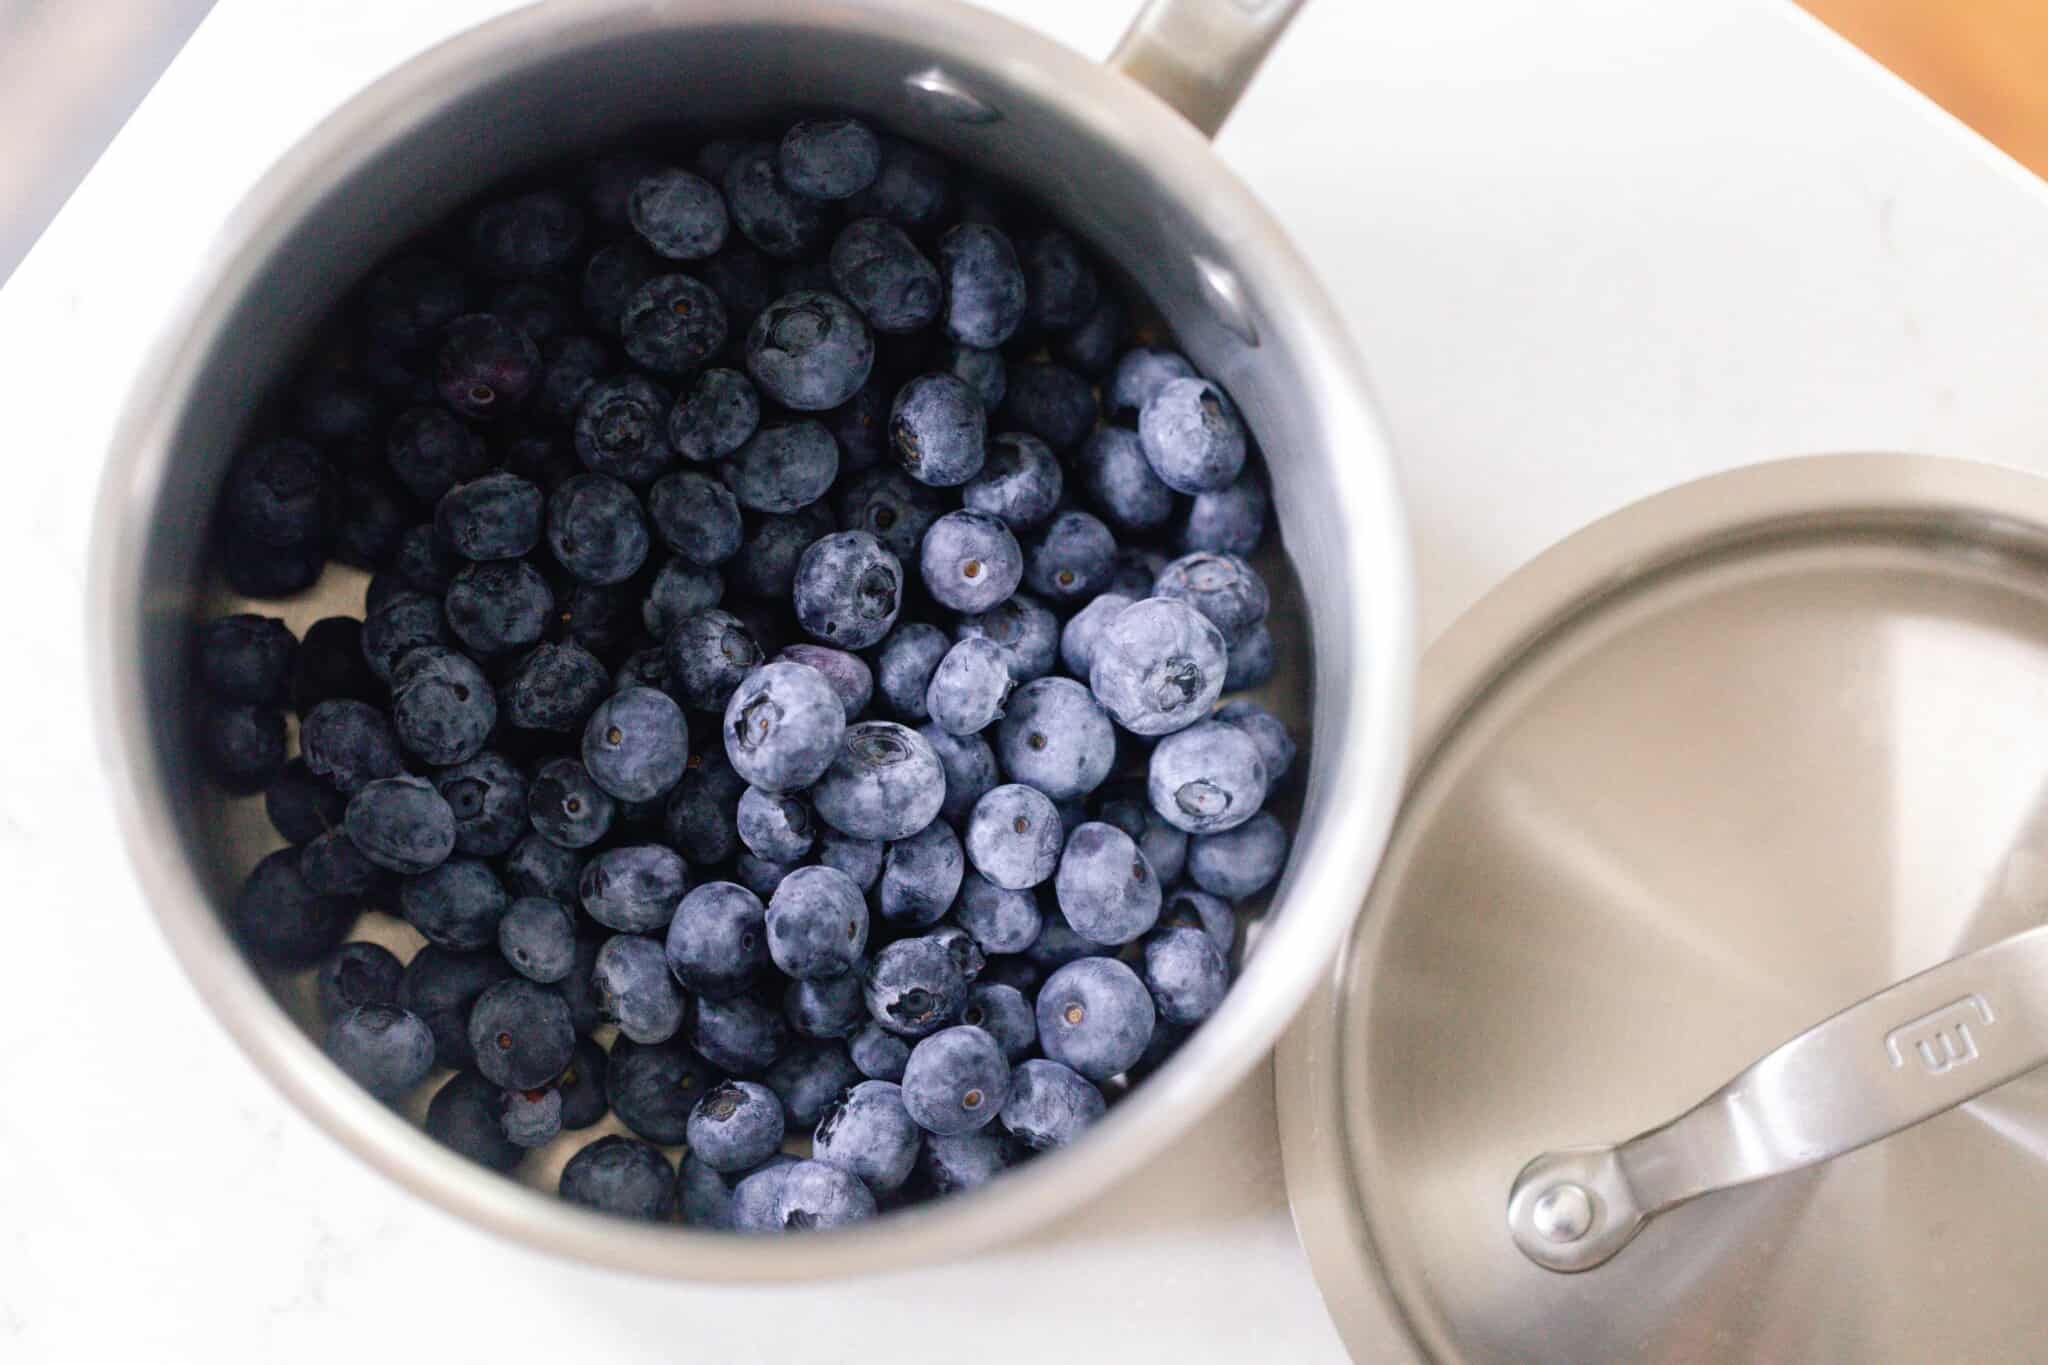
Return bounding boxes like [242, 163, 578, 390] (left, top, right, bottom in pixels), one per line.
[230, 847, 357, 968]
[390, 645, 495, 766]
[593, 933, 685, 1044]
[955, 592, 1061, 684]
[863, 935, 967, 1039]
[721, 420, 840, 513]
[878, 820, 966, 932]
[534, 334, 609, 426]
[850, 1023, 911, 1082]
[1022, 229, 1100, 332]
[792, 531, 902, 649]
[498, 896, 577, 982]
[844, 136, 950, 229]
[1001, 362, 1098, 452]
[937, 222, 1026, 349]
[1023, 509, 1117, 606]
[765, 864, 868, 981]
[1185, 810, 1288, 901]
[666, 880, 768, 999]
[444, 559, 553, 657]
[316, 941, 403, 1020]
[961, 431, 1062, 532]
[345, 774, 455, 874]
[901, 1025, 1009, 1135]
[628, 167, 729, 260]
[667, 366, 760, 464]
[836, 465, 944, 563]
[527, 756, 616, 849]
[1180, 471, 1269, 557]
[560, 1135, 675, 1220]
[995, 677, 1115, 800]
[890, 372, 986, 487]
[607, 1036, 724, 1144]
[938, 341, 1006, 412]
[547, 473, 650, 585]
[573, 374, 674, 484]
[387, 405, 488, 503]
[958, 981, 1032, 1061]
[1076, 427, 1174, 534]
[812, 721, 946, 843]
[299, 827, 388, 897]
[687, 1079, 786, 1173]
[221, 438, 334, 549]
[195, 614, 296, 703]
[1001, 1058, 1106, 1150]
[621, 273, 728, 375]
[691, 992, 788, 1076]
[1088, 597, 1226, 737]
[502, 641, 608, 733]
[401, 857, 510, 952]
[724, 143, 829, 260]
[745, 290, 874, 411]
[581, 240, 659, 335]
[436, 314, 540, 419]
[779, 117, 881, 200]
[1142, 925, 1229, 1025]
[426, 1070, 524, 1174]
[830, 218, 940, 333]
[266, 758, 346, 845]
[1054, 297, 1125, 377]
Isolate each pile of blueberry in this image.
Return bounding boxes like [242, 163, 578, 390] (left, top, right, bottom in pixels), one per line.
[194, 114, 1297, 1230]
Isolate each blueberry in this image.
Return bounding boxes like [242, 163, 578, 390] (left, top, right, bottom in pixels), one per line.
[735, 853, 799, 900]
[814, 1080, 921, 1193]
[387, 405, 489, 503]
[463, 977, 573, 1092]
[888, 372, 987, 488]
[435, 472, 544, 561]
[291, 617, 382, 716]
[920, 724, 999, 828]
[1153, 551, 1269, 639]
[1000, 1058, 1106, 1151]
[1021, 229, 1100, 331]
[582, 686, 689, 801]
[547, 473, 650, 585]
[1037, 956, 1155, 1081]
[774, 1159, 877, 1230]
[641, 557, 725, 640]
[763, 1042, 863, 1130]
[1088, 597, 1226, 736]
[527, 756, 616, 849]
[776, 645, 873, 721]
[1142, 925, 1230, 1026]
[924, 636, 1014, 737]
[647, 471, 743, 568]
[1001, 363, 1098, 452]
[427, 750, 526, 858]
[1147, 719, 1268, 836]
[195, 614, 295, 703]
[938, 342, 1006, 413]
[873, 623, 948, 722]
[574, 374, 675, 483]
[1058, 593, 1132, 681]
[955, 593, 1061, 683]
[731, 502, 836, 600]
[1213, 699, 1296, 784]
[1107, 346, 1197, 417]
[733, 786, 812, 863]
[721, 419, 841, 514]
[469, 190, 584, 278]
[824, 375, 890, 474]
[963, 783, 1063, 891]
[691, 992, 787, 1076]
[784, 969, 866, 1040]
[581, 239, 659, 334]
[628, 167, 729, 260]
[390, 523, 463, 597]
[918, 1131, 1013, 1194]
[1139, 377, 1248, 494]
[401, 856, 510, 952]
[299, 828, 387, 897]
[664, 742, 747, 864]
[399, 946, 513, 1070]
[1098, 792, 1190, 886]
[789, 530, 902, 650]
[954, 873, 1043, 955]
[502, 641, 609, 733]
[722, 660, 847, 792]
[687, 1079, 786, 1173]
[444, 560, 553, 657]
[731, 1160, 800, 1233]
[498, 896, 577, 982]
[534, 335, 610, 426]
[1023, 510, 1117, 605]
[1160, 884, 1236, 954]
[915, 518, 1019, 624]
[587, 150, 666, 226]
[199, 702, 286, 793]
[875, 820, 963, 931]
[901, 1025, 1010, 1136]
[1185, 810, 1288, 901]
[622, 273, 728, 374]
[812, 721, 947, 842]
[1054, 820, 1162, 946]
[220, 438, 333, 549]
[316, 941, 403, 1021]
[745, 291, 874, 411]
[436, 314, 540, 420]
[266, 759, 346, 847]
[386, 646, 493, 766]
[425, 1070, 524, 1174]
[850, 1023, 911, 1082]
[230, 846, 356, 970]
[360, 589, 448, 684]
[580, 843, 689, 933]
[1180, 472, 1269, 557]
[1223, 622, 1275, 691]
[664, 880, 768, 999]
[938, 223, 1026, 349]
[830, 218, 941, 333]
[667, 366, 761, 463]
[837, 465, 945, 563]
[764, 864, 868, 981]
[844, 136, 950, 227]
[560, 1135, 675, 1220]
[864, 935, 967, 1039]
[502, 1085, 564, 1148]
[607, 1036, 723, 1144]
[1076, 427, 1174, 534]
[678, 1154, 746, 1229]
[557, 1035, 610, 1129]
[594, 933, 685, 1044]
[1055, 296, 1125, 377]
[994, 677, 1116, 802]
[341, 774, 453, 874]
[779, 117, 881, 200]
[660, 609, 759, 712]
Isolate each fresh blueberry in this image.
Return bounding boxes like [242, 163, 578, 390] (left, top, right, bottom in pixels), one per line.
[938, 341, 1006, 412]
[1212, 699, 1294, 785]
[647, 471, 743, 567]
[960, 437, 1062, 542]
[731, 1159, 800, 1233]
[360, 589, 448, 684]
[198, 702, 286, 793]
[468, 977, 575, 1089]
[436, 314, 539, 420]
[220, 438, 333, 549]
[387, 405, 489, 503]
[581, 239, 659, 335]
[878, 821, 966, 931]
[722, 660, 847, 792]
[1000, 1058, 1106, 1151]
[779, 117, 881, 199]
[1036, 956, 1155, 1081]
[791, 531, 902, 649]
[502, 1085, 564, 1148]
[844, 135, 950, 227]
[730, 786, 810, 863]
[560, 1135, 675, 1220]
[1058, 593, 1132, 681]
[621, 273, 728, 374]
[664, 740, 747, 864]
[1160, 884, 1236, 954]
[918, 511, 1020, 616]
[444, 559, 553, 656]
[995, 677, 1115, 801]
[195, 614, 295, 703]
[628, 167, 729, 260]
[498, 896, 577, 982]
[1107, 346, 1197, 417]
[730, 502, 835, 601]
[435, 472, 544, 561]
[964, 783, 1063, 890]
[774, 1159, 877, 1230]
[811, 721, 947, 842]
[534, 334, 610, 426]
[959, 982, 1034, 1062]
[429, 750, 527, 857]
[667, 366, 760, 463]
[889, 373, 986, 487]
[316, 941, 403, 1020]
[864, 935, 967, 1039]
[954, 593, 1060, 683]
[927, 924, 986, 985]
[1055, 296, 1125, 377]
[775, 645, 872, 721]
[388, 646, 494, 766]
[266, 758, 346, 846]
[901, 1025, 1010, 1135]
[1076, 427, 1174, 534]
[664, 880, 768, 998]
[1153, 551, 1269, 640]
[687, 1079, 786, 1173]
[580, 843, 689, 933]
[325, 1004, 435, 1099]
[920, 723, 999, 828]
[763, 1042, 863, 1130]
[594, 933, 685, 1044]
[1223, 622, 1275, 691]
[425, 1070, 524, 1174]
[918, 1131, 1013, 1194]
[641, 557, 724, 640]
[836, 465, 944, 563]
[925, 636, 1014, 737]
[721, 419, 841, 514]
[937, 223, 1025, 348]
[814, 1080, 920, 1193]
[1023, 509, 1117, 605]
[1147, 719, 1268, 835]
[1021, 229, 1099, 331]
[1185, 810, 1288, 901]
[547, 473, 650, 585]
[527, 756, 616, 849]
[745, 290, 874, 411]
[557, 1035, 610, 1129]
[291, 617, 382, 716]
[1088, 597, 1226, 737]
[574, 374, 675, 483]
[607, 1036, 723, 1144]
[678, 1153, 745, 1229]
[1180, 472, 1269, 557]
[401, 857, 510, 952]
[1097, 792, 1190, 886]
[830, 219, 940, 333]
[763, 864, 867, 981]
[299, 827, 387, 897]
[660, 609, 759, 712]
[343, 775, 454, 874]
[587, 150, 666, 226]
[1054, 820, 1162, 946]
[691, 992, 787, 1076]
[953, 873, 1043, 955]
[469, 189, 584, 278]
[1001, 363, 1097, 453]
[502, 641, 609, 733]
[399, 946, 513, 1071]
[774, 963, 860, 1038]
[872, 623, 947, 723]
[1139, 377, 1247, 494]
[849, 1023, 911, 1082]
[583, 686, 689, 801]
[1142, 925, 1230, 1026]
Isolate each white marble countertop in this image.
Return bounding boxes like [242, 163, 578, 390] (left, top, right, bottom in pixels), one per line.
[7, 1, 2048, 1360]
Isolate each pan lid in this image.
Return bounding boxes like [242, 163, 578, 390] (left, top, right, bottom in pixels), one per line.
[1278, 455, 2048, 1363]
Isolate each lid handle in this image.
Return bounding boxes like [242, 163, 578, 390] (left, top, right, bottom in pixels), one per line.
[1507, 922, 2048, 1271]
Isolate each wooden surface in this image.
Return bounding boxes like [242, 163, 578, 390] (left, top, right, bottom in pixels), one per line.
[1802, 0, 2048, 177]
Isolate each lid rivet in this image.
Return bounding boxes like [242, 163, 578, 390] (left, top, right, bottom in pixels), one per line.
[1531, 1183, 1593, 1244]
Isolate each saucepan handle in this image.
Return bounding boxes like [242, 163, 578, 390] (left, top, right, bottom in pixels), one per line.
[1108, 0, 1311, 138]
[1507, 922, 2048, 1272]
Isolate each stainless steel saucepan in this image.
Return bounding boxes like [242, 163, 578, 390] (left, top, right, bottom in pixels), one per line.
[89, 0, 1414, 1279]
